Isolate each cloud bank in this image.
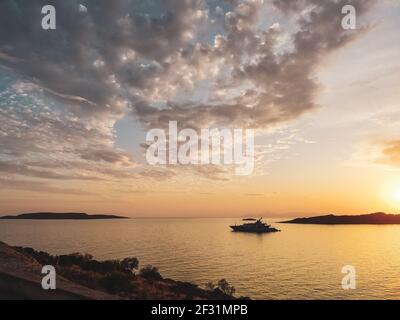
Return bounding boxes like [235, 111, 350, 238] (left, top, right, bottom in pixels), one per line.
[0, 0, 376, 185]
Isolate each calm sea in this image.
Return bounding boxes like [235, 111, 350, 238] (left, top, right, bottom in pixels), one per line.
[1, 218, 400, 299]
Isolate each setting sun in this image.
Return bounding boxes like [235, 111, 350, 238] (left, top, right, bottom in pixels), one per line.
[392, 188, 400, 204]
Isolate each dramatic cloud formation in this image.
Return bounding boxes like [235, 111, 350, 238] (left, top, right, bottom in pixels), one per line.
[134, 0, 377, 129]
[0, 0, 377, 186]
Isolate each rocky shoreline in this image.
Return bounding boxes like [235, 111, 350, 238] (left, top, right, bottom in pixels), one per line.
[0, 242, 246, 300]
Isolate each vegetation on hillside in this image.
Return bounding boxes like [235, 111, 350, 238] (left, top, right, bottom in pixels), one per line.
[15, 246, 248, 300]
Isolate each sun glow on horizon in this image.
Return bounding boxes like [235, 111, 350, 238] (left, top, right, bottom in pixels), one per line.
[392, 188, 400, 204]
[380, 177, 400, 210]
[381, 180, 400, 210]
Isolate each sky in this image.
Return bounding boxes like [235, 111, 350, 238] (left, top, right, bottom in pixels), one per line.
[0, 0, 399, 217]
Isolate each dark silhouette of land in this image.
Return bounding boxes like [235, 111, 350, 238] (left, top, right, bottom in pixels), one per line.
[281, 212, 400, 225]
[0, 212, 128, 220]
[0, 242, 243, 300]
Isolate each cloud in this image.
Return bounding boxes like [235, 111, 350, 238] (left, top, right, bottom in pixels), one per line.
[0, 0, 377, 128]
[79, 148, 134, 165]
[0, 76, 137, 182]
[0, 0, 208, 115]
[351, 138, 400, 170]
[138, 169, 176, 180]
[379, 140, 400, 167]
[0, 177, 96, 195]
[0, 161, 101, 180]
[0, 0, 377, 184]
[133, 0, 377, 130]
[191, 164, 229, 181]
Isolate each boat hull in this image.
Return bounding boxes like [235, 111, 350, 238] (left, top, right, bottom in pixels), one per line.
[230, 225, 280, 233]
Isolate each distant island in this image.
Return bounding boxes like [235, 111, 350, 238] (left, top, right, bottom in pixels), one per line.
[0, 212, 128, 220]
[281, 212, 400, 225]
